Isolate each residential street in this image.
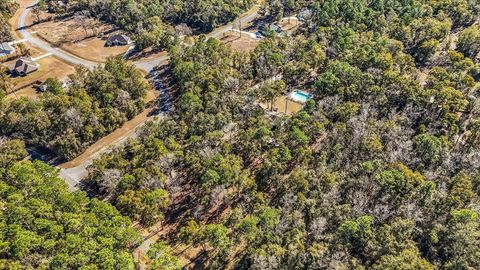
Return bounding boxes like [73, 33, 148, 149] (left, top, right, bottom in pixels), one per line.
[18, 2, 97, 68]
[18, 2, 259, 72]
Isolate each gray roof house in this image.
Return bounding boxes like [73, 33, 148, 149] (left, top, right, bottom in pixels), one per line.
[105, 34, 132, 46]
[0, 42, 15, 57]
[10, 57, 39, 76]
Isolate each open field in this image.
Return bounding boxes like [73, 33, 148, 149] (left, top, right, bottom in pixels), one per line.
[6, 86, 39, 100]
[28, 11, 109, 44]
[28, 11, 129, 62]
[61, 37, 129, 62]
[220, 31, 259, 52]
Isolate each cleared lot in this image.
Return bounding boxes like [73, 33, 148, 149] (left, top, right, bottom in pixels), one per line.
[28, 11, 129, 62]
[220, 31, 259, 52]
[260, 95, 305, 115]
[62, 37, 129, 62]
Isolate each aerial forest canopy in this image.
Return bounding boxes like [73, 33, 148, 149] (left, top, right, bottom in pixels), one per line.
[84, 0, 480, 269]
[0, 139, 140, 269]
[0, 0, 18, 43]
[73, 0, 253, 31]
[0, 0, 480, 269]
[0, 57, 148, 161]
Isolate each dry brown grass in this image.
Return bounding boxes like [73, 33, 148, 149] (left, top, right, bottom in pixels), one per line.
[29, 14, 110, 44]
[260, 95, 305, 115]
[221, 32, 259, 52]
[61, 37, 129, 62]
[6, 86, 39, 100]
[29, 12, 128, 62]
[5, 51, 75, 91]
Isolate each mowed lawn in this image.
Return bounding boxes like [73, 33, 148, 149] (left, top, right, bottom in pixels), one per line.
[6, 54, 75, 91]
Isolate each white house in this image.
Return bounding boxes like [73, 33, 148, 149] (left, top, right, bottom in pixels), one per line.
[0, 42, 15, 57]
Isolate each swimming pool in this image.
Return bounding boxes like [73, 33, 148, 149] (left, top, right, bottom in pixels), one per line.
[289, 91, 313, 103]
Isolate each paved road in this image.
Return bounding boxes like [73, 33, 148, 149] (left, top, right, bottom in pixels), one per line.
[134, 6, 260, 71]
[18, 2, 259, 72]
[18, 3, 98, 69]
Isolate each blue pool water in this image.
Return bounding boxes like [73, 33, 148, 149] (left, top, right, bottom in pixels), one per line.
[292, 91, 312, 103]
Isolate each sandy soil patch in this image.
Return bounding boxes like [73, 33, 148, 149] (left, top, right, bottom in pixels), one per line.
[278, 17, 300, 33]
[221, 32, 259, 52]
[261, 95, 304, 115]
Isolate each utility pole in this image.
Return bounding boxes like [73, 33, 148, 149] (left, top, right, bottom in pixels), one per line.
[239, 18, 242, 38]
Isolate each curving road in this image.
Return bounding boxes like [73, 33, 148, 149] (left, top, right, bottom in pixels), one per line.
[18, 3, 98, 68]
[17, 2, 259, 190]
[18, 2, 259, 72]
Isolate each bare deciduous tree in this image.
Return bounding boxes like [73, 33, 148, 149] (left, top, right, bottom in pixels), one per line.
[32, 6, 42, 23]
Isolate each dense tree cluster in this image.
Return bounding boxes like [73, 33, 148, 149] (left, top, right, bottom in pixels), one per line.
[84, 0, 480, 267]
[0, 57, 148, 161]
[0, 0, 18, 43]
[0, 139, 141, 269]
[459, 24, 480, 59]
[0, 0, 479, 269]
[263, 0, 309, 20]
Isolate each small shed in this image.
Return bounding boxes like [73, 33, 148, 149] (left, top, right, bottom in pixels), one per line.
[10, 57, 39, 76]
[105, 34, 132, 46]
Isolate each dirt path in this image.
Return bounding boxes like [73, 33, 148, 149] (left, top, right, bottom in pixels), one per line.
[59, 108, 166, 190]
[60, 108, 154, 169]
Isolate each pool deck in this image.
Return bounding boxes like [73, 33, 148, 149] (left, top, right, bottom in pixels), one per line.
[287, 90, 313, 104]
